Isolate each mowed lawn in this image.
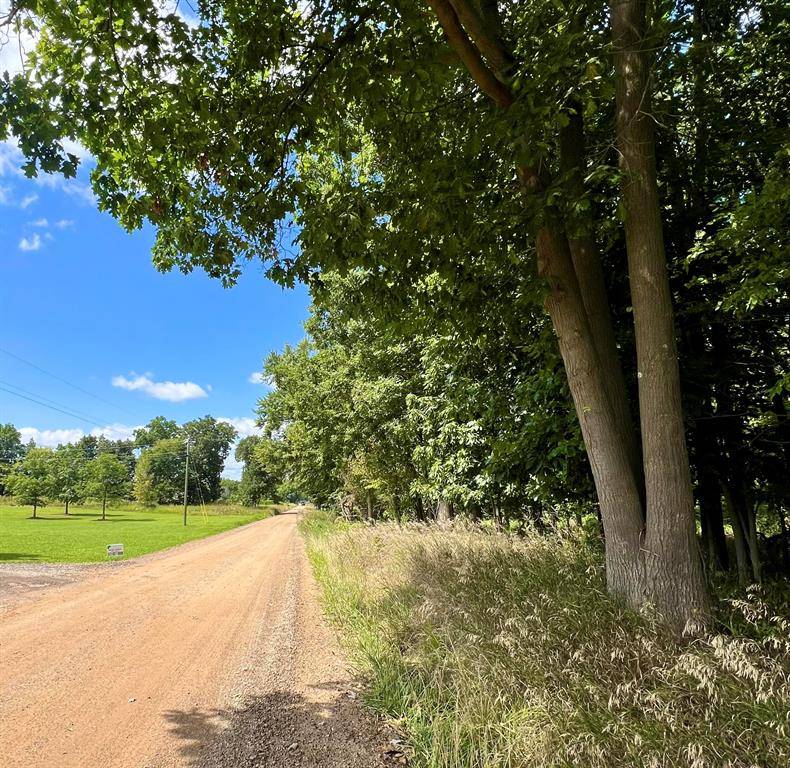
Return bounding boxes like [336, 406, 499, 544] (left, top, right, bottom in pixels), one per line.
[0, 503, 280, 563]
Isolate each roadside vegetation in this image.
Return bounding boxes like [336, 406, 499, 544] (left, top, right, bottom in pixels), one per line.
[0, 501, 281, 563]
[302, 510, 789, 768]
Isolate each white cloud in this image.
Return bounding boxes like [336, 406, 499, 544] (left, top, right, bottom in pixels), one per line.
[60, 137, 91, 160]
[222, 455, 243, 480]
[54, 218, 74, 229]
[18, 423, 140, 448]
[31, 217, 48, 227]
[20, 193, 37, 208]
[90, 423, 140, 442]
[19, 427, 85, 447]
[0, 138, 95, 204]
[112, 373, 209, 402]
[33, 169, 95, 204]
[0, 184, 9, 204]
[218, 416, 261, 439]
[0, 139, 21, 177]
[18, 233, 41, 251]
[248, 372, 276, 390]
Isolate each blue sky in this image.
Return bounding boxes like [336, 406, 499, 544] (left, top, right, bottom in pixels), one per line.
[0, 140, 311, 478]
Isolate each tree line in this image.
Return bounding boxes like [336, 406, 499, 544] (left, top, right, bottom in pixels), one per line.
[1, 0, 786, 629]
[0, 417, 266, 515]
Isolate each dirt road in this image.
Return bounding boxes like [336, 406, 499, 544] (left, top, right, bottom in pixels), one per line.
[0, 512, 391, 768]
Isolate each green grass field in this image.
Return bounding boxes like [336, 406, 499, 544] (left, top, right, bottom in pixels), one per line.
[0, 502, 283, 563]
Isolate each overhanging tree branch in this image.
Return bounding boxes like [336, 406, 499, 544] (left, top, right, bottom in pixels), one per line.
[448, 0, 513, 72]
[425, 0, 514, 109]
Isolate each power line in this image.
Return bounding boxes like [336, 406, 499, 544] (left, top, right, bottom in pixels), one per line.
[0, 378, 106, 426]
[0, 385, 109, 429]
[0, 346, 136, 417]
[0, 385, 187, 458]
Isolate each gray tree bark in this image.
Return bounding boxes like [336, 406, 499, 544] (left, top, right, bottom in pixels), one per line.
[611, 0, 709, 628]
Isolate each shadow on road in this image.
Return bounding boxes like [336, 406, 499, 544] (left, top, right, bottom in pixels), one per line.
[163, 687, 394, 767]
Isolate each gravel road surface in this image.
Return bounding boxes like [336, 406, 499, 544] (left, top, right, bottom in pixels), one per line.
[0, 511, 393, 767]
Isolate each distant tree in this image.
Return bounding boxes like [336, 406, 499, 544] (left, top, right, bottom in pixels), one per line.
[6, 447, 55, 519]
[82, 453, 129, 520]
[134, 417, 181, 450]
[75, 435, 99, 460]
[235, 435, 278, 506]
[134, 437, 185, 506]
[182, 417, 237, 503]
[220, 478, 240, 503]
[0, 423, 25, 495]
[51, 445, 86, 514]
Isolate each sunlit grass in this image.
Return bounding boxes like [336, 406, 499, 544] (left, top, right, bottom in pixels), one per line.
[0, 502, 284, 563]
[301, 510, 790, 768]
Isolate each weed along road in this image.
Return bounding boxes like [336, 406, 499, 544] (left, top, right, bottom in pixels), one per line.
[0, 512, 387, 768]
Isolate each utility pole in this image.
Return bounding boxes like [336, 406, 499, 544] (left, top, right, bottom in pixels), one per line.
[183, 437, 190, 526]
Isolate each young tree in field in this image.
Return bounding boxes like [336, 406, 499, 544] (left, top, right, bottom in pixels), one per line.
[82, 453, 129, 521]
[51, 445, 86, 515]
[96, 436, 137, 485]
[0, 422, 25, 496]
[6, 447, 54, 519]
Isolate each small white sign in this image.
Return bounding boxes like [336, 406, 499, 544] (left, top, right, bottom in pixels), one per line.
[107, 543, 124, 557]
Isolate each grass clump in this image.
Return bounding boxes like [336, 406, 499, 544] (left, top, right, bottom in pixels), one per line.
[301, 511, 789, 768]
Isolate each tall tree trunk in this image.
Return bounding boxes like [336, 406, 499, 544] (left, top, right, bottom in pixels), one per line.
[710, 326, 760, 583]
[697, 462, 728, 572]
[436, 498, 451, 525]
[414, 494, 426, 521]
[777, 506, 789, 572]
[771, 395, 790, 569]
[102, 487, 107, 521]
[428, 0, 646, 606]
[692, 404, 729, 572]
[534, 221, 644, 604]
[611, 0, 709, 627]
[366, 490, 374, 522]
[725, 476, 760, 583]
[559, 109, 642, 494]
[65, 499, 70, 516]
[32, 502, 37, 519]
[427, 0, 706, 625]
[724, 483, 750, 586]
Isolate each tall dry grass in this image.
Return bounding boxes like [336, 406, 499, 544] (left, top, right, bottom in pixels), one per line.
[301, 510, 789, 768]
